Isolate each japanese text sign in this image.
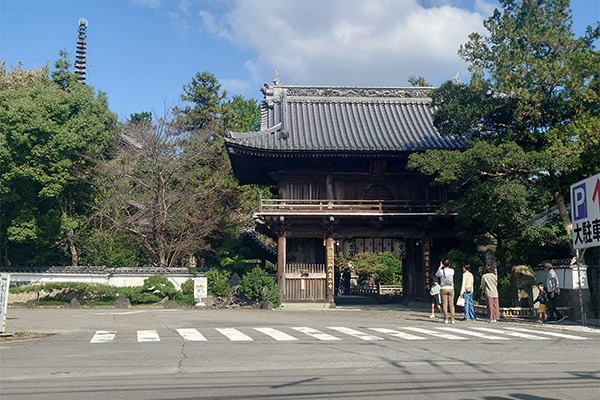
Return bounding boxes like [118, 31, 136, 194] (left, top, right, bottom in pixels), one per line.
[0, 273, 10, 333]
[570, 173, 600, 249]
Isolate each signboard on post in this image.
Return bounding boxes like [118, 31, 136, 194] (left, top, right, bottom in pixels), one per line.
[193, 277, 208, 306]
[1, 273, 10, 333]
[570, 172, 600, 250]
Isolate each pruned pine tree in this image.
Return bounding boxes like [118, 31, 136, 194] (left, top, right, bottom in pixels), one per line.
[408, 0, 600, 263]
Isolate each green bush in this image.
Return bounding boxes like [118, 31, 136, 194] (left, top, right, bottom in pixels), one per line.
[205, 268, 232, 297]
[10, 282, 116, 297]
[341, 252, 402, 285]
[238, 266, 280, 307]
[377, 252, 402, 285]
[498, 276, 511, 307]
[180, 279, 194, 295]
[141, 275, 177, 298]
[173, 292, 195, 305]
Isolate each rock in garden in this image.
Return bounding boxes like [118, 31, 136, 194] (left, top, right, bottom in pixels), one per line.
[114, 295, 131, 309]
[26, 299, 38, 308]
[260, 300, 274, 310]
[228, 273, 241, 287]
[164, 300, 179, 309]
[70, 298, 82, 309]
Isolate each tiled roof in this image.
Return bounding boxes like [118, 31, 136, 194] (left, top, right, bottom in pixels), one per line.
[0, 266, 193, 275]
[224, 84, 463, 155]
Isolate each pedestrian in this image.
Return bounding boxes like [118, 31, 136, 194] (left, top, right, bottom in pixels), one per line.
[480, 265, 500, 322]
[343, 263, 351, 295]
[459, 264, 476, 321]
[532, 282, 548, 323]
[429, 278, 443, 318]
[436, 259, 455, 324]
[334, 266, 341, 296]
[543, 263, 564, 321]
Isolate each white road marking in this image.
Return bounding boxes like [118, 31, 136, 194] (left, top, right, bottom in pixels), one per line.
[505, 327, 588, 340]
[177, 328, 207, 341]
[438, 327, 509, 340]
[253, 327, 298, 341]
[137, 330, 160, 342]
[328, 327, 385, 341]
[471, 327, 549, 340]
[291, 327, 342, 341]
[90, 330, 116, 343]
[216, 328, 254, 341]
[369, 328, 427, 340]
[400, 327, 468, 340]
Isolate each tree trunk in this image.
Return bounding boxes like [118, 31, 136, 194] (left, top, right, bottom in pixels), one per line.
[550, 171, 576, 257]
[59, 199, 79, 266]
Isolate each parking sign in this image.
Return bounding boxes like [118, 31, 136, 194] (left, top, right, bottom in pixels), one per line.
[570, 173, 600, 249]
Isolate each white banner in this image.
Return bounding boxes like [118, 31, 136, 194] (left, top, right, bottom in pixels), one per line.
[570, 173, 600, 249]
[0, 273, 10, 333]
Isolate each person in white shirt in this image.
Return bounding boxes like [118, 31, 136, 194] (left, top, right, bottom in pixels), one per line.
[435, 259, 455, 323]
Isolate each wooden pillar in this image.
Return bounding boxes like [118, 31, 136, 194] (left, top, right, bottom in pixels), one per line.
[326, 175, 334, 200]
[326, 236, 335, 302]
[277, 234, 286, 299]
[422, 234, 431, 296]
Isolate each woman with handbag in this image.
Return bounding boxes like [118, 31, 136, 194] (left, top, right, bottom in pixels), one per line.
[436, 259, 455, 324]
[459, 265, 476, 321]
[481, 265, 500, 322]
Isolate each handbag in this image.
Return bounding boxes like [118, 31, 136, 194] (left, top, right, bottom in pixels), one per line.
[456, 296, 465, 307]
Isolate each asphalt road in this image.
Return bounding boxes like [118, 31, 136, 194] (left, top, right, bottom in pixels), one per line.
[1, 305, 599, 400]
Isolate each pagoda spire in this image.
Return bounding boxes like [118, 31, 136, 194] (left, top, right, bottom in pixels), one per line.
[74, 18, 88, 83]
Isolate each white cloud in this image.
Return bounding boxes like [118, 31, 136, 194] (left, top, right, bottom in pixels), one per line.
[474, 0, 498, 18]
[220, 78, 252, 95]
[209, 0, 488, 87]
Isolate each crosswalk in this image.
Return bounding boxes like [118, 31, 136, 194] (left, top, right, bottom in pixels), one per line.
[90, 325, 589, 344]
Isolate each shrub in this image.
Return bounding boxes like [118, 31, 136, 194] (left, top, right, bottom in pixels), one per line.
[377, 252, 402, 285]
[498, 276, 511, 307]
[172, 292, 195, 305]
[180, 279, 194, 295]
[205, 268, 232, 297]
[238, 266, 280, 307]
[349, 252, 401, 285]
[141, 275, 177, 299]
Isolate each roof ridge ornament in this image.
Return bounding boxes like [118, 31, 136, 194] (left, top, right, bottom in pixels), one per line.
[283, 86, 432, 98]
[452, 72, 462, 84]
[273, 70, 282, 86]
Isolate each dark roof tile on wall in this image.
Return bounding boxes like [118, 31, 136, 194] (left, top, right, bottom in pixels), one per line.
[225, 85, 463, 155]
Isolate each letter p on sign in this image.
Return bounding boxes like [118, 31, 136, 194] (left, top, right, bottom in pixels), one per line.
[572, 182, 587, 221]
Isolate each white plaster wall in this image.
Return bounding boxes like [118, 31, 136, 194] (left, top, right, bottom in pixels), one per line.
[8, 273, 192, 290]
[534, 267, 589, 290]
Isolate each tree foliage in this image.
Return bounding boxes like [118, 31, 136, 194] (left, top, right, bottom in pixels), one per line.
[0, 55, 118, 266]
[407, 75, 431, 87]
[409, 0, 600, 265]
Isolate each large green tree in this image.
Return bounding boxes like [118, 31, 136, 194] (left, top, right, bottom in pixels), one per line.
[0, 55, 118, 266]
[408, 0, 599, 264]
[172, 72, 262, 250]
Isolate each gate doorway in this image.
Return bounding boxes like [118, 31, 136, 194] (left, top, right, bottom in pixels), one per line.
[284, 238, 326, 301]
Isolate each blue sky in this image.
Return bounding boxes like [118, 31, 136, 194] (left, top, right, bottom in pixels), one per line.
[1, 0, 599, 121]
